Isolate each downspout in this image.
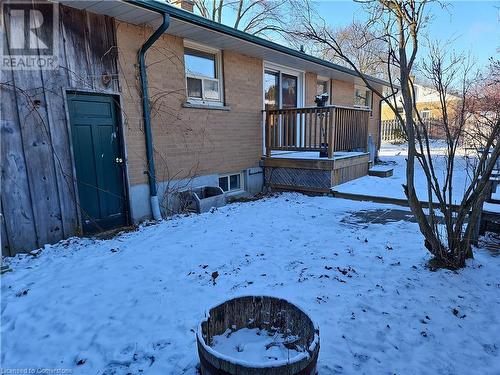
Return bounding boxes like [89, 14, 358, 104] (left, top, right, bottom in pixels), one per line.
[138, 13, 170, 220]
[377, 96, 383, 159]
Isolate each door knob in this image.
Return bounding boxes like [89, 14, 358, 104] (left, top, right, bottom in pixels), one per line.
[115, 157, 123, 164]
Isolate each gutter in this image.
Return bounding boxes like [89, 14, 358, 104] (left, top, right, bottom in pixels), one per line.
[137, 10, 170, 221]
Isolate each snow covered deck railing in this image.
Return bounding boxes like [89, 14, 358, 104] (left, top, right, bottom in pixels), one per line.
[264, 105, 370, 159]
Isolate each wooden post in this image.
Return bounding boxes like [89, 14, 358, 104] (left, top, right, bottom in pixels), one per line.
[327, 108, 335, 158]
[265, 111, 271, 157]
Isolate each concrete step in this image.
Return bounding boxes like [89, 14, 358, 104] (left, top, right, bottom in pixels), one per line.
[368, 166, 394, 178]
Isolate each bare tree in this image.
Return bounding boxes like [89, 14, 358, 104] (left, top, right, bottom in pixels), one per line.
[294, 0, 500, 269]
[463, 59, 500, 151]
[313, 21, 389, 78]
[181, 0, 297, 37]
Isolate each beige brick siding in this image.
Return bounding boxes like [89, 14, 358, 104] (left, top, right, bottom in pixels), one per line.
[116, 22, 263, 187]
[331, 79, 355, 106]
[306, 75, 356, 108]
[116, 21, 381, 187]
[306, 76, 381, 148]
[305, 72, 317, 106]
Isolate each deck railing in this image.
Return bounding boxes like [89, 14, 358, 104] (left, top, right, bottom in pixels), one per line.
[264, 105, 370, 158]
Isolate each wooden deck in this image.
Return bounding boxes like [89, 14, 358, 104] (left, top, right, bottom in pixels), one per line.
[262, 105, 372, 193]
[263, 151, 370, 193]
[264, 105, 370, 158]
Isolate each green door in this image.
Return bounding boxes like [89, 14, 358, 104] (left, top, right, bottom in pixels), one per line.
[68, 93, 127, 233]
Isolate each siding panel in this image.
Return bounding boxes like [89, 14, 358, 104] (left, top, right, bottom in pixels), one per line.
[2, 4, 119, 255]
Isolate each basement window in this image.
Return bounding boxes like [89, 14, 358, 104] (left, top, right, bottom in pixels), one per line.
[219, 173, 243, 193]
[184, 41, 223, 105]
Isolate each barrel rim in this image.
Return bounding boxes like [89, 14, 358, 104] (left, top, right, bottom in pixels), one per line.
[197, 295, 320, 369]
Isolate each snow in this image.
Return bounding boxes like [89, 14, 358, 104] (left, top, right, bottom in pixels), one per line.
[493, 190, 500, 201]
[483, 202, 500, 213]
[2, 193, 499, 374]
[369, 165, 394, 172]
[335, 142, 471, 204]
[210, 328, 302, 363]
[492, 186, 499, 202]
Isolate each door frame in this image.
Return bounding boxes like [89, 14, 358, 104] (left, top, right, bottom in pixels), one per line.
[262, 62, 305, 154]
[64, 89, 131, 233]
[262, 62, 305, 110]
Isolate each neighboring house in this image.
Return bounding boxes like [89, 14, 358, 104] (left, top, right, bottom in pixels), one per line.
[381, 82, 460, 121]
[1, 0, 390, 256]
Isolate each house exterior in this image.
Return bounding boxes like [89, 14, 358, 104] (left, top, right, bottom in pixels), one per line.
[1, 0, 390, 256]
[381, 82, 460, 121]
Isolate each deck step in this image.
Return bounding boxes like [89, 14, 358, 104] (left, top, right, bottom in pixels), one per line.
[478, 232, 500, 255]
[368, 166, 394, 178]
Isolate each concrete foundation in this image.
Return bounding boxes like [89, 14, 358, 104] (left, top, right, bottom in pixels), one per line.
[128, 167, 264, 222]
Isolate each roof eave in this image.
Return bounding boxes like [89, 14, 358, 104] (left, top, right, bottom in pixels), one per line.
[125, 0, 393, 89]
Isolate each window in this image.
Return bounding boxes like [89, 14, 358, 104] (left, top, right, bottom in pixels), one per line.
[281, 74, 297, 108]
[316, 78, 330, 105]
[184, 43, 222, 103]
[421, 110, 431, 120]
[263, 65, 303, 110]
[264, 71, 280, 110]
[219, 173, 243, 192]
[317, 80, 328, 96]
[317, 78, 331, 97]
[354, 86, 372, 109]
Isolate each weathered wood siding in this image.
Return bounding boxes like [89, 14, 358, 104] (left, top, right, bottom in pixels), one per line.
[1, 4, 119, 256]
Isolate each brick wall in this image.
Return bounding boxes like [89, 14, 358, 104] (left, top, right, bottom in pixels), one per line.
[116, 21, 382, 188]
[116, 22, 263, 187]
[306, 75, 359, 109]
[305, 72, 317, 106]
[331, 79, 355, 106]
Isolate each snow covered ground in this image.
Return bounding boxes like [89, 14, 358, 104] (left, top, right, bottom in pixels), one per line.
[2, 194, 499, 374]
[335, 142, 474, 204]
[211, 327, 302, 363]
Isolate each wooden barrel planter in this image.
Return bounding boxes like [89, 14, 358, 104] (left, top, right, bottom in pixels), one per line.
[197, 296, 320, 375]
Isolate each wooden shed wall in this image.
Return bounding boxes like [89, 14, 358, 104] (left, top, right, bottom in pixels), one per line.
[1, 4, 120, 256]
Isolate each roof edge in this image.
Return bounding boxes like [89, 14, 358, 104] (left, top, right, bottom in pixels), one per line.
[125, 0, 392, 88]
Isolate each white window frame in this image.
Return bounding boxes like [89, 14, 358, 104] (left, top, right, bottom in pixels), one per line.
[421, 109, 431, 120]
[262, 62, 304, 155]
[184, 40, 224, 106]
[316, 76, 331, 104]
[218, 172, 244, 193]
[354, 85, 372, 110]
[262, 62, 305, 110]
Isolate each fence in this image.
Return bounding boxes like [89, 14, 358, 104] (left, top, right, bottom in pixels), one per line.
[381, 117, 444, 142]
[381, 119, 405, 142]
